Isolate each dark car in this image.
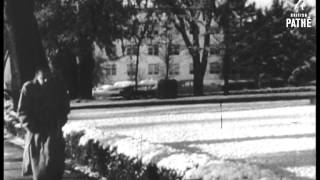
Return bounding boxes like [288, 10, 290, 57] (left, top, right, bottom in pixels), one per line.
[120, 81, 157, 99]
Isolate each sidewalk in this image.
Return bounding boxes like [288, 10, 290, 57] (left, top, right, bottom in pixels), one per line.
[4, 141, 31, 180]
[70, 91, 316, 110]
[4, 136, 88, 180]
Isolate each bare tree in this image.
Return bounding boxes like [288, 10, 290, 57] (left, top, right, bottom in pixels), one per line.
[125, 1, 158, 91]
[158, 13, 175, 80]
[154, 0, 217, 95]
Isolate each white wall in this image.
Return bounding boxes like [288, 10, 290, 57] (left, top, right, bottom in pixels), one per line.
[99, 47, 223, 86]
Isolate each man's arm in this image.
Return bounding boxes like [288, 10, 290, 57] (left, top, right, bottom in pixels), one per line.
[17, 83, 37, 133]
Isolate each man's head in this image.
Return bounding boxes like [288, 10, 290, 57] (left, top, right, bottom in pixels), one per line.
[34, 67, 51, 86]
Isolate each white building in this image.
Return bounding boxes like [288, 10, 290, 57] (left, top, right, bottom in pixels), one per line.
[93, 17, 224, 88]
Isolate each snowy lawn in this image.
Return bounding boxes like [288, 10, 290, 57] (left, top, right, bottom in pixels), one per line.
[64, 104, 315, 180]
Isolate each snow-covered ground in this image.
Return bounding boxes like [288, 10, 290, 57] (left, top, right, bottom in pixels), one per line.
[65, 100, 315, 180]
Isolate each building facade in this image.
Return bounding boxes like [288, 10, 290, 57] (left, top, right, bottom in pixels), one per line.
[93, 19, 225, 87]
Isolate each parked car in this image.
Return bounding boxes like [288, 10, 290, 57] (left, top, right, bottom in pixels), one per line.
[93, 81, 135, 97]
[93, 80, 157, 99]
[113, 81, 135, 88]
[93, 84, 118, 97]
[120, 80, 158, 99]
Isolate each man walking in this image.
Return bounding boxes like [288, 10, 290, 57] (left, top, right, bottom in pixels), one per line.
[17, 67, 70, 180]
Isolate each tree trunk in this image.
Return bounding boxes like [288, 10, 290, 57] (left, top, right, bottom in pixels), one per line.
[165, 60, 169, 80]
[4, 24, 21, 110]
[78, 37, 94, 99]
[5, 0, 48, 109]
[4, 26, 9, 68]
[165, 51, 170, 80]
[193, 54, 204, 96]
[10, 55, 21, 110]
[5, 0, 48, 82]
[193, 72, 204, 96]
[223, 49, 230, 95]
[174, 17, 206, 96]
[222, 2, 231, 95]
[165, 39, 172, 80]
[55, 47, 79, 99]
[134, 45, 141, 91]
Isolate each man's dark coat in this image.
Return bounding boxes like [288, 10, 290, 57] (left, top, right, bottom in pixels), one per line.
[18, 77, 70, 180]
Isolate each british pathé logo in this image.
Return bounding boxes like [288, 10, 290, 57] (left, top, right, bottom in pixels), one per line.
[285, 0, 312, 28]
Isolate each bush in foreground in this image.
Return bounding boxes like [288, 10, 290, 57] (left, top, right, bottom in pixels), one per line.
[65, 131, 182, 180]
[4, 97, 26, 138]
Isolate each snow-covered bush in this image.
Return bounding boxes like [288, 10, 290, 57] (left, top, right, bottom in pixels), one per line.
[64, 131, 182, 180]
[3, 96, 26, 138]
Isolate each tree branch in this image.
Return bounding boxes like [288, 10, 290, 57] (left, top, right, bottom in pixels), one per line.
[174, 16, 193, 56]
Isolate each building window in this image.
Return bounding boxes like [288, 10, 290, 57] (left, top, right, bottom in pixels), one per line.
[169, 63, 180, 75]
[127, 63, 136, 76]
[148, 44, 159, 55]
[126, 45, 138, 55]
[169, 44, 180, 55]
[189, 63, 193, 74]
[148, 63, 160, 75]
[106, 64, 116, 76]
[209, 62, 221, 74]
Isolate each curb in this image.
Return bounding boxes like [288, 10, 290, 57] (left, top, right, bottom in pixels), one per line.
[70, 91, 316, 110]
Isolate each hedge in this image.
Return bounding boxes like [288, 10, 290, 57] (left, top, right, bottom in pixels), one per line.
[65, 131, 182, 180]
[4, 98, 26, 139]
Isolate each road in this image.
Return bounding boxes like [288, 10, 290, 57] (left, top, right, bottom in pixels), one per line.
[67, 99, 315, 180]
